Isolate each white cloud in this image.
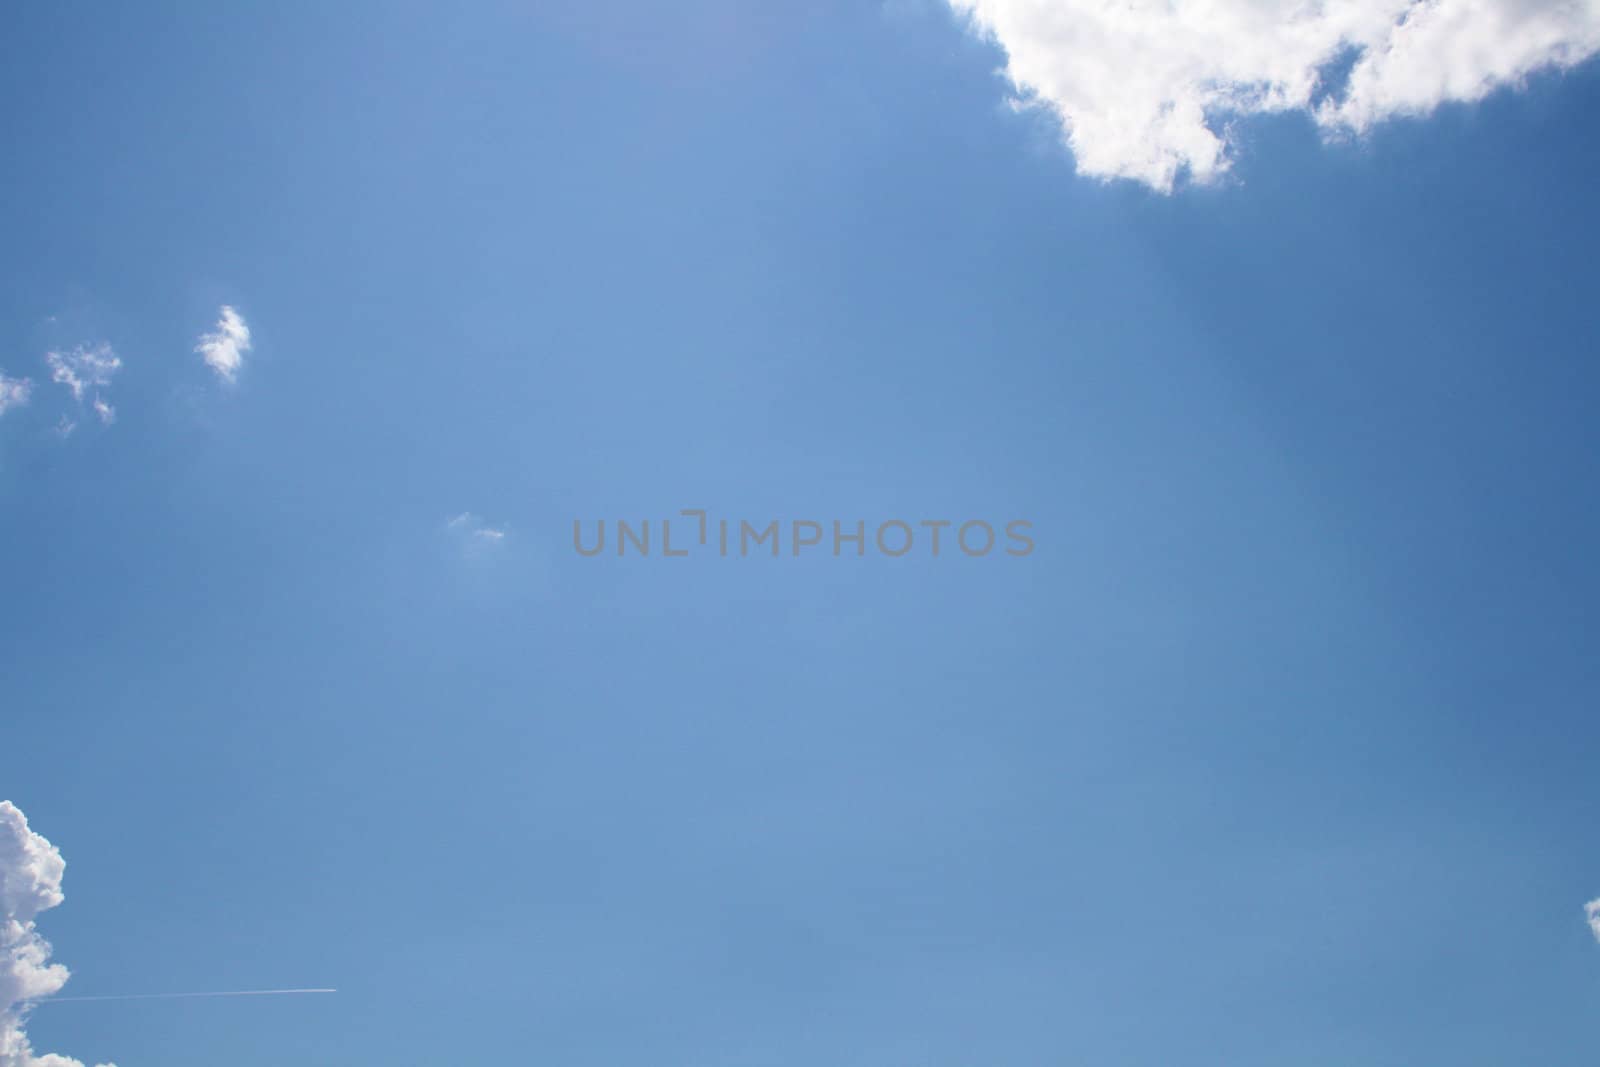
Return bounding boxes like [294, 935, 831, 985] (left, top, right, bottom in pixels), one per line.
[0, 375, 30, 416]
[447, 513, 509, 552]
[948, 0, 1600, 191]
[44, 345, 119, 407]
[195, 307, 251, 384]
[0, 802, 115, 1067]
[1587, 898, 1600, 943]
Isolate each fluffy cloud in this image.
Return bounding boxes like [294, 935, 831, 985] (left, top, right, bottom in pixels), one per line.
[0, 375, 29, 416]
[0, 802, 114, 1067]
[1587, 898, 1600, 942]
[44, 345, 119, 411]
[948, 0, 1600, 190]
[195, 307, 251, 384]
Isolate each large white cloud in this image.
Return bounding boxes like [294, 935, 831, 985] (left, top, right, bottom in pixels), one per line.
[195, 306, 251, 384]
[0, 802, 115, 1067]
[949, 0, 1600, 190]
[1587, 898, 1600, 942]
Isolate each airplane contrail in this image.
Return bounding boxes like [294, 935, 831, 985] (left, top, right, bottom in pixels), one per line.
[37, 988, 337, 1004]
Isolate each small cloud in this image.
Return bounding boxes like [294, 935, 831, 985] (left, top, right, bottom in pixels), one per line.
[55, 416, 76, 438]
[45, 343, 120, 404]
[195, 306, 251, 384]
[1587, 898, 1600, 943]
[0, 373, 31, 416]
[447, 512, 510, 553]
[92, 397, 115, 425]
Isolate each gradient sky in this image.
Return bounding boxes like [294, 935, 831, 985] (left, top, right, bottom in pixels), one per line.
[3, 3, 1600, 1065]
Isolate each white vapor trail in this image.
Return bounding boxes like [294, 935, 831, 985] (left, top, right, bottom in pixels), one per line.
[38, 989, 336, 1005]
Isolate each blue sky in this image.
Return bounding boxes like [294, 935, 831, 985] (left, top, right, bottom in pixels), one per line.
[3, 2, 1600, 1064]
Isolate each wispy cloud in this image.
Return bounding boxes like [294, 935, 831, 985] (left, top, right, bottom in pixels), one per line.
[447, 512, 509, 553]
[45, 343, 120, 410]
[1587, 898, 1600, 943]
[0, 801, 116, 1067]
[195, 306, 251, 384]
[949, 0, 1600, 191]
[0, 373, 30, 416]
